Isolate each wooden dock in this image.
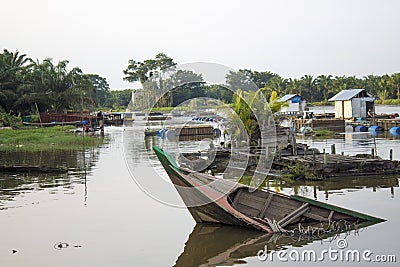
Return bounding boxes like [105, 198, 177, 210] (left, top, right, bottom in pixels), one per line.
[145, 124, 216, 138]
[274, 152, 400, 178]
[295, 118, 345, 132]
[39, 112, 96, 123]
[170, 124, 214, 136]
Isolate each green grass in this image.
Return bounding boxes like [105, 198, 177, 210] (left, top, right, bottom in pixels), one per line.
[150, 106, 189, 112]
[0, 126, 104, 152]
[375, 99, 400, 105]
[314, 129, 335, 137]
[308, 101, 334, 106]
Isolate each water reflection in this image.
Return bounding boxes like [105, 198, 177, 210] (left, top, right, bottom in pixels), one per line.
[0, 147, 102, 210]
[175, 224, 361, 267]
[264, 175, 399, 201]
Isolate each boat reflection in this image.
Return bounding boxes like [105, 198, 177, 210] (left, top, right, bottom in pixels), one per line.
[174, 224, 351, 267]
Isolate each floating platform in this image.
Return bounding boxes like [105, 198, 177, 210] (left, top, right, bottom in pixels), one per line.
[295, 118, 345, 132]
[349, 118, 400, 131]
[273, 153, 400, 178]
[145, 124, 216, 138]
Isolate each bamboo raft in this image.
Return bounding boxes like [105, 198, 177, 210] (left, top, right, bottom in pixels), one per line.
[274, 152, 400, 178]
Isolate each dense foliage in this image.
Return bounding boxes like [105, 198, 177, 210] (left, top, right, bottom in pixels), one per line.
[0, 49, 131, 115]
[226, 69, 400, 103]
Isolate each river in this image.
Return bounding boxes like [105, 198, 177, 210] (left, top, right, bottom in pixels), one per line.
[0, 116, 399, 266]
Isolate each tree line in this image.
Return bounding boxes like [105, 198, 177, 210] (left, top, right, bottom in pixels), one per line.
[0, 49, 131, 116]
[225, 70, 400, 104]
[3, 48, 399, 117]
[124, 53, 400, 109]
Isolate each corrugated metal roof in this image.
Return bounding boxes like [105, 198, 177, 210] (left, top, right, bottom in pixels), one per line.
[277, 94, 297, 102]
[328, 89, 367, 101]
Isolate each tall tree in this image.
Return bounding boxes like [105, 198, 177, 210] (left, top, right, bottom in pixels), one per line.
[225, 70, 257, 91]
[390, 73, 400, 100]
[316, 74, 333, 102]
[269, 76, 287, 96]
[286, 78, 301, 95]
[0, 49, 32, 113]
[15, 59, 89, 113]
[300, 74, 316, 101]
[85, 74, 110, 107]
[123, 53, 176, 84]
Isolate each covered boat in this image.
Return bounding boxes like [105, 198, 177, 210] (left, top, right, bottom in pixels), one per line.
[153, 146, 385, 233]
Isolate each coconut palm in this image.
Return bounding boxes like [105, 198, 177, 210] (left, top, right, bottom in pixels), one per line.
[316, 75, 333, 102]
[300, 75, 316, 101]
[390, 73, 400, 100]
[15, 59, 89, 113]
[0, 49, 32, 113]
[286, 78, 301, 94]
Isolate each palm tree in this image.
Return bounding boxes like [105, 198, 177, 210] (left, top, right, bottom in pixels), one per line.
[390, 73, 400, 100]
[16, 59, 88, 113]
[268, 76, 287, 96]
[316, 75, 333, 102]
[0, 49, 32, 113]
[377, 75, 390, 104]
[286, 78, 301, 94]
[300, 75, 316, 101]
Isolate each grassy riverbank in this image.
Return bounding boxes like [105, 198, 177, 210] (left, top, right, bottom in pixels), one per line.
[0, 126, 104, 152]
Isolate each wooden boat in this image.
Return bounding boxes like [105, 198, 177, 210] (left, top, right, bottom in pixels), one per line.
[104, 112, 124, 125]
[145, 112, 172, 121]
[153, 146, 385, 233]
[123, 112, 135, 122]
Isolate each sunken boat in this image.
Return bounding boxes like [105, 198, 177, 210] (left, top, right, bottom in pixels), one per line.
[153, 146, 385, 233]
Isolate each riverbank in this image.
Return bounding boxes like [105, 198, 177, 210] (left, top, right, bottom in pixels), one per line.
[0, 126, 104, 152]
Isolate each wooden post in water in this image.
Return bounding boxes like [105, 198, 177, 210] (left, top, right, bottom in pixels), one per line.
[390, 149, 393, 161]
[303, 146, 307, 159]
[323, 148, 327, 166]
[371, 148, 375, 158]
[341, 151, 344, 156]
[331, 144, 336, 154]
[312, 149, 316, 168]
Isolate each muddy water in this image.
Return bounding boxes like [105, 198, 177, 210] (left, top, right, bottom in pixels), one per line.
[0, 121, 399, 266]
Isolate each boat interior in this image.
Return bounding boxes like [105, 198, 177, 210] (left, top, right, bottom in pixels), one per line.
[227, 187, 367, 231]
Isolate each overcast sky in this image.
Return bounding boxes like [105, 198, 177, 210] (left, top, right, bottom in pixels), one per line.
[1, 0, 399, 90]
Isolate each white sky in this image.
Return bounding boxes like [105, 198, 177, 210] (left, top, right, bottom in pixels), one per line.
[1, 0, 399, 90]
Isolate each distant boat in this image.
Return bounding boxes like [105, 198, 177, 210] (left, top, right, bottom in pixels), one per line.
[123, 112, 135, 122]
[104, 112, 124, 125]
[153, 146, 385, 233]
[145, 112, 172, 121]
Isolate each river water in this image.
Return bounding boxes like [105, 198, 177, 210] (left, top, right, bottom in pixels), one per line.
[0, 112, 399, 266]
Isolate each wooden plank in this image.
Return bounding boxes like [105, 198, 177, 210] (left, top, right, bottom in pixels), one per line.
[278, 203, 309, 227]
[328, 210, 334, 221]
[303, 212, 329, 222]
[232, 190, 242, 208]
[291, 195, 386, 223]
[258, 193, 273, 218]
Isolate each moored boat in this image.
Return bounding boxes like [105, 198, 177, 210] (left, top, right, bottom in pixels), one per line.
[153, 146, 385, 233]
